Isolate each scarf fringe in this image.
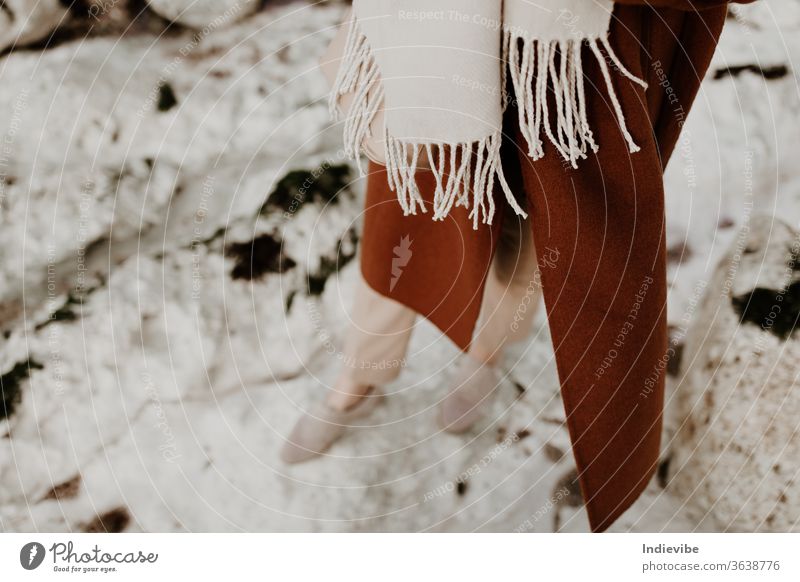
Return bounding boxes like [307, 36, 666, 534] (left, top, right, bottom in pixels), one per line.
[328, 14, 383, 176]
[504, 29, 648, 170]
[330, 14, 527, 230]
[384, 132, 527, 230]
[330, 15, 648, 226]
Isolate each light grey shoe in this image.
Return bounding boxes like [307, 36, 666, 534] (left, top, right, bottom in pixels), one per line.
[280, 387, 383, 464]
[439, 355, 500, 433]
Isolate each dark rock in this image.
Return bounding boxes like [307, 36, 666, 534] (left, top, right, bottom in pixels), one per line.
[41, 474, 82, 501]
[284, 290, 297, 313]
[731, 281, 800, 340]
[714, 64, 789, 81]
[540, 416, 565, 426]
[551, 468, 583, 532]
[513, 429, 531, 441]
[35, 293, 83, 331]
[510, 379, 526, 397]
[227, 233, 296, 281]
[306, 230, 358, 296]
[81, 507, 130, 533]
[666, 325, 685, 376]
[667, 240, 692, 265]
[657, 456, 671, 488]
[259, 164, 353, 216]
[554, 468, 583, 508]
[543, 443, 565, 463]
[156, 82, 178, 112]
[1, 359, 44, 420]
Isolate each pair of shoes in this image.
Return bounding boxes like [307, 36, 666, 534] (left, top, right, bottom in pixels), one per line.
[280, 356, 500, 464]
[280, 386, 383, 464]
[438, 353, 500, 434]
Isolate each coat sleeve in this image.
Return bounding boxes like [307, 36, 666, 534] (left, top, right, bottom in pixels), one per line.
[615, 0, 756, 10]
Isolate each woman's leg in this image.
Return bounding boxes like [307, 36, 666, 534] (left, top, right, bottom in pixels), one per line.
[281, 274, 416, 463]
[439, 208, 544, 433]
[326, 274, 417, 411]
[468, 211, 543, 365]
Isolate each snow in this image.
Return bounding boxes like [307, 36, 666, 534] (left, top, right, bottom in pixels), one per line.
[0, 0, 798, 532]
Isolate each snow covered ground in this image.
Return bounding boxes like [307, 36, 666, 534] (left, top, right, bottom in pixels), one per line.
[0, 0, 797, 532]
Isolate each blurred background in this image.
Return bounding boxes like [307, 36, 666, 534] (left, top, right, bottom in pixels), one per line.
[0, 0, 798, 533]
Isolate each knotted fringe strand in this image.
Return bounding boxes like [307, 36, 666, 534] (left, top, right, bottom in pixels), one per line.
[505, 29, 648, 169]
[328, 13, 384, 175]
[385, 131, 528, 230]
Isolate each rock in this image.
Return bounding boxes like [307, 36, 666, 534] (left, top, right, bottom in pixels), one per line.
[59, 1, 174, 39]
[81, 507, 131, 533]
[146, 0, 259, 30]
[669, 215, 800, 532]
[227, 233, 297, 281]
[0, 0, 67, 52]
[40, 475, 82, 502]
[0, 359, 44, 420]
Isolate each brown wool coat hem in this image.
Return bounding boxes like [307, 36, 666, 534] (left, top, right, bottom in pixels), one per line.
[356, 1, 750, 532]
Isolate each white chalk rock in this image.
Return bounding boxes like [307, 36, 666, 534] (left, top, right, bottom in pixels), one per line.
[670, 215, 800, 532]
[146, 0, 258, 30]
[0, 0, 67, 52]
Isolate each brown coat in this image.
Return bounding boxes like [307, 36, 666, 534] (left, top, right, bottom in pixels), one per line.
[358, 0, 753, 532]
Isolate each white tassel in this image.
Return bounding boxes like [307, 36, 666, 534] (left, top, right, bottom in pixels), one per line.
[383, 134, 527, 230]
[588, 38, 643, 154]
[329, 14, 384, 176]
[574, 45, 599, 156]
[600, 37, 649, 90]
[501, 29, 512, 110]
[504, 29, 648, 168]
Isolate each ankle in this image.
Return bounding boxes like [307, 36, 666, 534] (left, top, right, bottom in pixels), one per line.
[326, 381, 374, 412]
[466, 348, 500, 368]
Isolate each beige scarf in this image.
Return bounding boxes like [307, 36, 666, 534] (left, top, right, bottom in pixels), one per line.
[328, 0, 646, 228]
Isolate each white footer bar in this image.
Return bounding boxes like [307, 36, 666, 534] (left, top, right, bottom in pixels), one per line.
[1, 533, 797, 581]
